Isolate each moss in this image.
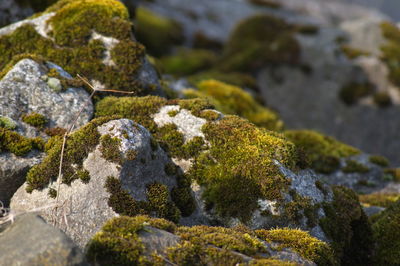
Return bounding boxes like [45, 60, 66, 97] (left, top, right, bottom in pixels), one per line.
[384, 168, 400, 182]
[187, 70, 258, 91]
[186, 79, 283, 131]
[44, 127, 67, 137]
[319, 186, 373, 265]
[380, 22, 400, 87]
[21, 112, 48, 129]
[25, 116, 118, 192]
[373, 91, 392, 107]
[105, 176, 181, 223]
[159, 48, 217, 76]
[359, 193, 400, 208]
[0, 53, 45, 80]
[219, 14, 300, 72]
[371, 200, 400, 265]
[198, 109, 220, 121]
[99, 134, 123, 164]
[281, 191, 320, 227]
[168, 110, 179, 117]
[0, 128, 44, 156]
[369, 155, 389, 167]
[171, 173, 196, 217]
[134, 7, 184, 57]
[342, 160, 370, 173]
[339, 82, 373, 105]
[193, 32, 224, 51]
[0, 116, 17, 130]
[189, 116, 296, 222]
[256, 228, 337, 265]
[0, 0, 147, 94]
[48, 187, 57, 198]
[77, 169, 90, 184]
[285, 130, 360, 174]
[249, 259, 297, 266]
[341, 45, 370, 59]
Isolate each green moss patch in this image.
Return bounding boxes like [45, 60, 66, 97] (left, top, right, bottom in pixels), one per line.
[369, 155, 389, 167]
[25, 116, 118, 192]
[341, 45, 370, 59]
[21, 112, 48, 129]
[189, 115, 296, 222]
[359, 193, 400, 208]
[219, 14, 300, 72]
[256, 228, 337, 265]
[319, 186, 373, 265]
[371, 199, 400, 265]
[339, 82, 373, 105]
[99, 134, 123, 164]
[0, 0, 147, 94]
[380, 22, 400, 88]
[0, 128, 44, 156]
[134, 7, 184, 57]
[185, 79, 283, 130]
[285, 130, 360, 174]
[342, 160, 370, 173]
[0, 116, 17, 130]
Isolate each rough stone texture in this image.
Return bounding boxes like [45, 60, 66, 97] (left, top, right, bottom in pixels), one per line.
[363, 205, 385, 217]
[0, 59, 93, 138]
[10, 119, 191, 247]
[0, 12, 55, 38]
[263, 241, 316, 266]
[0, 0, 34, 28]
[0, 213, 87, 265]
[138, 225, 180, 257]
[0, 151, 43, 207]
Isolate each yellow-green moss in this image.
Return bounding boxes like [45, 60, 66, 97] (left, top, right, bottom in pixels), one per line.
[256, 228, 337, 265]
[0, 116, 17, 130]
[371, 200, 400, 265]
[0, 0, 147, 94]
[249, 259, 297, 266]
[341, 45, 370, 59]
[159, 48, 217, 76]
[105, 176, 181, 223]
[359, 193, 400, 208]
[339, 82, 373, 105]
[168, 109, 179, 117]
[198, 109, 221, 121]
[368, 155, 389, 167]
[380, 22, 400, 87]
[134, 7, 184, 57]
[219, 14, 300, 72]
[171, 173, 196, 217]
[342, 160, 370, 173]
[319, 186, 373, 265]
[44, 127, 67, 137]
[285, 130, 360, 174]
[373, 91, 392, 107]
[86, 215, 176, 265]
[185, 79, 283, 130]
[189, 115, 296, 222]
[99, 134, 123, 164]
[384, 168, 400, 182]
[25, 116, 118, 192]
[0, 128, 44, 156]
[21, 112, 48, 129]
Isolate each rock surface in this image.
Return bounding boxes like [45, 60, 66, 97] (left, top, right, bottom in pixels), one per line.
[0, 213, 87, 265]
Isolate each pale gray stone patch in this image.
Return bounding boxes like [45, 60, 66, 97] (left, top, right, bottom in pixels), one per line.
[91, 31, 119, 66]
[0, 12, 55, 38]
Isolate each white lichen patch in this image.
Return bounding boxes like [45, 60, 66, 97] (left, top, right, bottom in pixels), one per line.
[0, 12, 55, 39]
[153, 105, 207, 141]
[258, 199, 280, 215]
[91, 31, 120, 66]
[97, 119, 150, 155]
[172, 157, 193, 173]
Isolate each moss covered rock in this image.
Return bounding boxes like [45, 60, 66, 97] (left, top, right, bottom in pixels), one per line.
[10, 118, 195, 247]
[87, 215, 335, 265]
[0, 0, 161, 94]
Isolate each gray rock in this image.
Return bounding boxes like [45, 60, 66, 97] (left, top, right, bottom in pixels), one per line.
[0, 0, 34, 28]
[0, 59, 93, 138]
[138, 225, 180, 257]
[0, 151, 43, 207]
[0, 213, 87, 265]
[363, 205, 385, 217]
[10, 119, 189, 247]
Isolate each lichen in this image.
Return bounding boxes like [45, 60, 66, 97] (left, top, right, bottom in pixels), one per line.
[25, 116, 118, 192]
[219, 14, 300, 72]
[285, 130, 360, 174]
[185, 79, 283, 131]
[0, 128, 44, 156]
[134, 7, 184, 57]
[255, 228, 337, 265]
[21, 112, 48, 129]
[342, 160, 370, 173]
[371, 199, 400, 265]
[189, 115, 296, 222]
[0, 0, 147, 94]
[319, 186, 373, 265]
